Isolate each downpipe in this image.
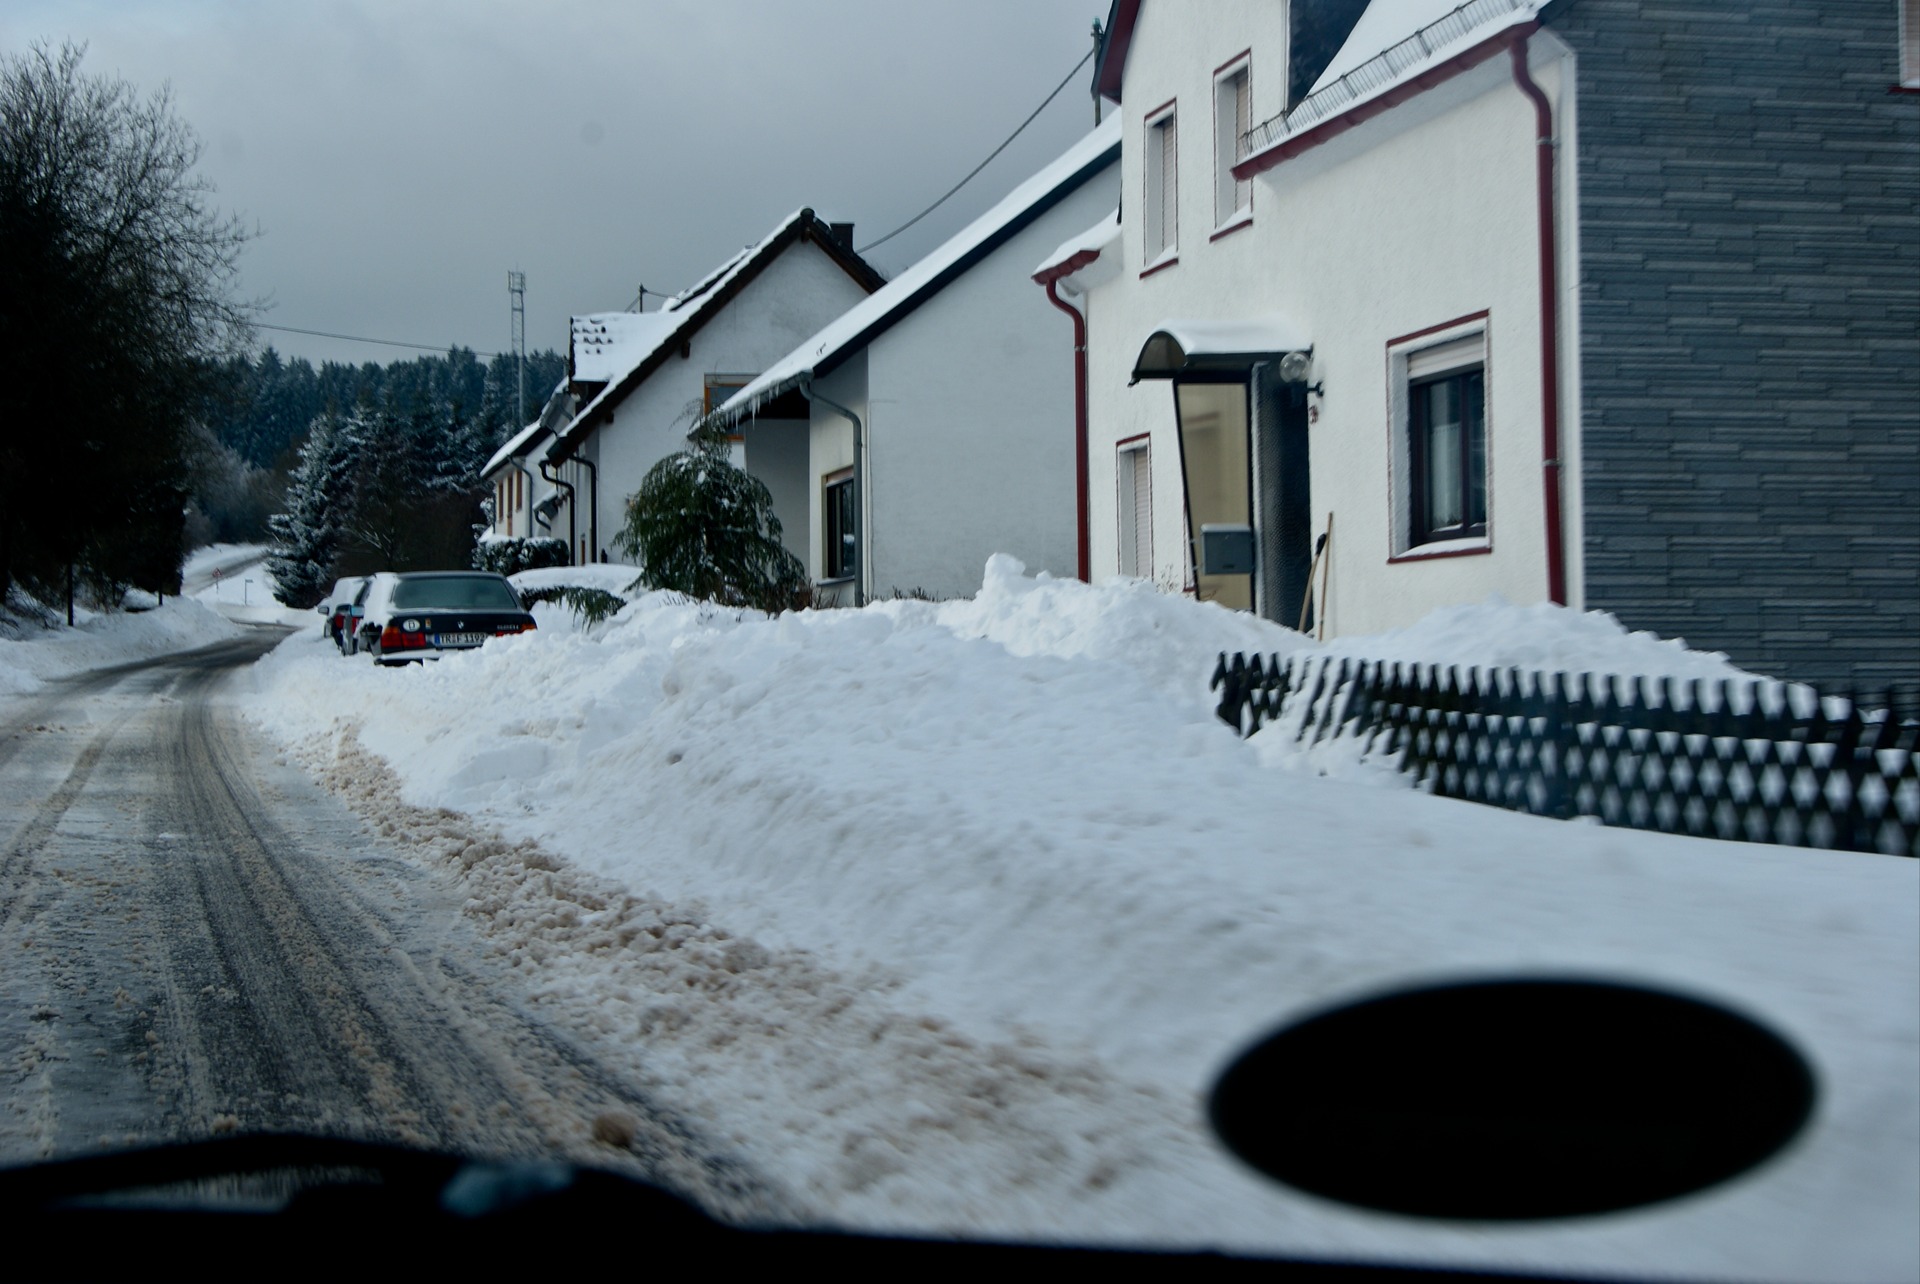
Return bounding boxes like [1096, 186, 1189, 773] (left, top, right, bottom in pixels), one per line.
[539, 458, 578, 564]
[1510, 31, 1569, 607]
[798, 375, 865, 608]
[1042, 278, 1092, 582]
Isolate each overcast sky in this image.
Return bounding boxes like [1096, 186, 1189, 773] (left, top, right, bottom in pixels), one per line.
[3, 1, 1110, 368]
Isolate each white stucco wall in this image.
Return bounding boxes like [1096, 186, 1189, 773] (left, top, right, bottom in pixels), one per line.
[741, 417, 810, 565]
[576, 241, 875, 560]
[1082, 3, 1580, 638]
[805, 354, 865, 605]
[853, 163, 1119, 601]
[482, 458, 560, 546]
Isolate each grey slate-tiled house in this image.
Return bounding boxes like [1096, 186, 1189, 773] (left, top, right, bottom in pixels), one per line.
[1548, 0, 1918, 694]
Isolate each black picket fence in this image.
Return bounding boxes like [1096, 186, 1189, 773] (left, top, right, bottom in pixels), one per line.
[1210, 652, 1920, 858]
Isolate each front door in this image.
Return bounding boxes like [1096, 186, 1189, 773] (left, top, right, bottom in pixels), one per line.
[1174, 380, 1253, 611]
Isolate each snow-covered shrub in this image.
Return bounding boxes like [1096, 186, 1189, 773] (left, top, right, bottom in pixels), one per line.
[517, 583, 627, 626]
[615, 422, 806, 613]
[473, 535, 570, 576]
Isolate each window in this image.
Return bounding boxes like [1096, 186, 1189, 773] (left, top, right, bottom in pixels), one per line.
[1904, 0, 1920, 88]
[823, 469, 857, 580]
[1410, 364, 1486, 546]
[1144, 105, 1178, 264]
[1388, 321, 1490, 557]
[703, 372, 755, 416]
[1213, 59, 1251, 226]
[1116, 439, 1153, 578]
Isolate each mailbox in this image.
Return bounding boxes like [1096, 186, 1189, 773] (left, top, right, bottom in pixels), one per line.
[1201, 524, 1256, 575]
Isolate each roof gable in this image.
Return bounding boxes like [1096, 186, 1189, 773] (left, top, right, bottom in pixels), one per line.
[549, 210, 885, 459]
[715, 115, 1122, 421]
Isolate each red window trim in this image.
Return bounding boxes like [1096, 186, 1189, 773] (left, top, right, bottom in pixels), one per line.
[1138, 255, 1180, 279]
[1143, 97, 1178, 268]
[1211, 51, 1253, 232]
[1209, 215, 1254, 242]
[1115, 431, 1152, 449]
[1387, 309, 1491, 350]
[1384, 310, 1494, 565]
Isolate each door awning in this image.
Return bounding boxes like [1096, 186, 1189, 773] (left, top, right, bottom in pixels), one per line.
[1131, 315, 1311, 383]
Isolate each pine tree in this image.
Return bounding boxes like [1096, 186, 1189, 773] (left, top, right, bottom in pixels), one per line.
[615, 419, 806, 612]
[265, 408, 357, 606]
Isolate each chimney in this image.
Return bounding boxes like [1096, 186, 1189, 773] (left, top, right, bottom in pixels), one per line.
[829, 222, 855, 251]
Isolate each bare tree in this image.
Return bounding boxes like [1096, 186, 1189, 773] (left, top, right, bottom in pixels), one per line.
[0, 42, 253, 611]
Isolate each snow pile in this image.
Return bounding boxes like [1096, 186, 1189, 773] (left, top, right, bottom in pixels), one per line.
[240, 563, 1917, 1280]
[0, 594, 244, 696]
[509, 562, 644, 598]
[908, 554, 1306, 705]
[1321, 594, 1750, 682]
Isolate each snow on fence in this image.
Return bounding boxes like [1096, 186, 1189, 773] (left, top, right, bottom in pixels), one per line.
[1211, 653, 1920, 858]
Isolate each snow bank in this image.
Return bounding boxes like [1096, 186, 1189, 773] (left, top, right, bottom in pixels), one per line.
[240, 563, 1917, 1280]
[1322, 594, 1750, 682]
[0, 594, 245, 696]
[509, 562, 644, 597]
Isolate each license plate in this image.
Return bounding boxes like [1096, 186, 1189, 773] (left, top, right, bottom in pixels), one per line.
[432, 632, 488, 646]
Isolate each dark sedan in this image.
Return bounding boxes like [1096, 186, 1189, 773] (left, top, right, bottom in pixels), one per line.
[355, 572, 536, 665]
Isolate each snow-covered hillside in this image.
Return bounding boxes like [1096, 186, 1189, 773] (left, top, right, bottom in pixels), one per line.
[239, 558, 1917, 1282]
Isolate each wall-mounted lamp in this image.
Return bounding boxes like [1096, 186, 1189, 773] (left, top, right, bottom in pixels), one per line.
[1278, 348, 1323, 397]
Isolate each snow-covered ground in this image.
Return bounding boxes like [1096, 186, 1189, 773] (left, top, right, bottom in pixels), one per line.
[1, 590, 245, 697]
[237, 557, 1918, 1282]
[183, 543, 313, 629]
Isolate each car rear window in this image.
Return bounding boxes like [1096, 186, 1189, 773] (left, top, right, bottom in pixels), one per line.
[391, 576, 521, 611]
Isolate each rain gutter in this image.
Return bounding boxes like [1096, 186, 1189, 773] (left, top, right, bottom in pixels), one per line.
[1509, 32, 1569, 606]
[1035, 257, 1100, 583]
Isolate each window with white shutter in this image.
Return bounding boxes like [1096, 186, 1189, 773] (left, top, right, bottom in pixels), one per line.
[1144, 107, 1178, 263]
[1214, 60, 1251, 226]
[1117, 440, 1153, 578]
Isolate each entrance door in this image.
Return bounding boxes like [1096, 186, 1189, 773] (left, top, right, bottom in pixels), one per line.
[1174, 381, 1252, 611]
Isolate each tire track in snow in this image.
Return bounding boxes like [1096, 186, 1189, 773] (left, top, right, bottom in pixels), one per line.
[3, 634, 791, 1225]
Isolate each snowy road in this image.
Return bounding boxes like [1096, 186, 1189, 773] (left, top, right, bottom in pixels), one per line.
[0, 630, 776, 1218]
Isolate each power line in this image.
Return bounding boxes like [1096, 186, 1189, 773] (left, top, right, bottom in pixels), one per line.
[254, 321, 501, 359]
[858, 46, 1096, 254]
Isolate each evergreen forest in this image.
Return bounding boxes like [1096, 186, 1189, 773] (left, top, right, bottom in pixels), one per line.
[235, 345, 566, 607]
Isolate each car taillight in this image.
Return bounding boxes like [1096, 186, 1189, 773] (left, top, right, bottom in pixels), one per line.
[380, 625, 426, 649]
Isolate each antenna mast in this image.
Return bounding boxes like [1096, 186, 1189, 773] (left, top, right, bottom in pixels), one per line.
[507, 270, 527, 424]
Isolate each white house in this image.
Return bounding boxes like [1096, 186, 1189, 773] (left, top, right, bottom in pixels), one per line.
[479, 383, 572, 552]
[538, 210, 885, 566]
[1040, 0, 1572, 639]
[709, 115, 1122, 604]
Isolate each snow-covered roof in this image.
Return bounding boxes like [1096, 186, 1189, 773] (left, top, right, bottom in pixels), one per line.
[482, 420, 548, 479]
[549, 210, 882, 460]
[710, 114, 1123, 425]
[1034, 209, 1121, 280]
[569, 311, 686, 385]
[1243, 0, 1545, 167]
[1033, 208, 1122, 296]
[1131, 315, 1312, 382]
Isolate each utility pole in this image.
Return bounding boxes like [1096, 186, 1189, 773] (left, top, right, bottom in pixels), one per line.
[1092, 20, 1104, 125]
[507, 270, 527, 425]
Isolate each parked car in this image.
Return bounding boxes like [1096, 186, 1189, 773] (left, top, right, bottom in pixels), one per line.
[354, 571, 535, 665]
[315, 576, 368, 653]
[342, 574, 391, 656]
